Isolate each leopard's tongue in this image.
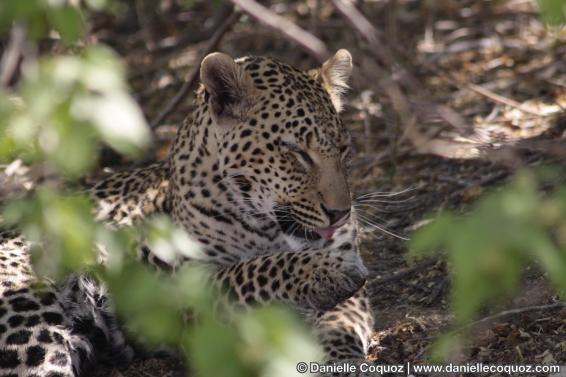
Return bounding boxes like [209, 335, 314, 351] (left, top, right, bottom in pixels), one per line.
[315, 227, 337, 240]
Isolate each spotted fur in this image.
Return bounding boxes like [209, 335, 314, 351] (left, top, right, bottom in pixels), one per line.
[0, 50, 374, 376]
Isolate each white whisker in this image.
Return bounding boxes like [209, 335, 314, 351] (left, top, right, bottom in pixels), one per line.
[355, 187, 416, 200]
[357, 214, 410, 241]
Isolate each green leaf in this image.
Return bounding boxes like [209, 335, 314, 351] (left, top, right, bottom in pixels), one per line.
[47, 4, 84, 43]
[85, 0, 111, 11]
[2, 189, 97, 278]
[102, 260, 185, 343]
[537, 0, 566, 25]
[409, 169, 566, 328]
[409, 213, 453, 257]
[1, 45, 150, 174]
[187, 317, 251, 377]
[237, 306, 322, 377]
[0, 0, 43, 31]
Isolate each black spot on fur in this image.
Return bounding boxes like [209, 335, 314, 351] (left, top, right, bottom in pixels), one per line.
[6, 329, 32, 345]
[7, 315, 24, 327]
[39, 291, 57, 306]
[26, 345, 46, 367]
[338, 242, 352, 251]
[0, 349, 19, 368]
[52, 332, 64, 344]
[42, 312, 64, 325]
[3, 288, 28, 297]
[77, 318, 108, 352]
[9, 297, 40, 312]
[37, 329, 52, 343]
[26, 314, 41, 327]
[257, 275, 268, 287]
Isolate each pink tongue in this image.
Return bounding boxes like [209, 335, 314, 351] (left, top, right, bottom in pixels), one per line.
[315, 227, 336, 240]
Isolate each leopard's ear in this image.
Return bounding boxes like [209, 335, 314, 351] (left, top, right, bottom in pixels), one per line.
[308, 49, 353, 112]
[200, 52, 256, 127]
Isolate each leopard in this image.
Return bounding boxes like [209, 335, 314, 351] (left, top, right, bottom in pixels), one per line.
[0, 49, 375, 376]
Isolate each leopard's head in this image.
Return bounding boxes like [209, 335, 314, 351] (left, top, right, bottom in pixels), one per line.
[200, 50, 353, 242]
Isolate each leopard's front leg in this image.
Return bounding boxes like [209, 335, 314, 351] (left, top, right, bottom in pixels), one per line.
[313, 287, 373, 362]
[214, 249, 367, 312]
[302, 221, 375, 376]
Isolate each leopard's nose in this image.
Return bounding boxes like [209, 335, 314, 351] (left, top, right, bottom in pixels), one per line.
[321, 205, 351, 226]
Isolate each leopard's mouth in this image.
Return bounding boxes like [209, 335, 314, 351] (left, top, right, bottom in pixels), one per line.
[275, 206, 338, 241]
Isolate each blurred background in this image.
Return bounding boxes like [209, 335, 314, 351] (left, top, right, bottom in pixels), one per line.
[1, 1, 565, 376]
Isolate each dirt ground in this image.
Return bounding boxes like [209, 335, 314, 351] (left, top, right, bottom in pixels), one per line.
[4, 1, 566, 376]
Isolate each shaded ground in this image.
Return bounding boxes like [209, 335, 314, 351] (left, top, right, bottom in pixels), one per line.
[3, 1, 565, 376]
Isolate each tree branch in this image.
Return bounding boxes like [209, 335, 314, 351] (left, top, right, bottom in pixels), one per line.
[0, 23, 26, 88]
[332, 0, 478, 155]
[458, 302, 566, 332]
[229, 0, 330, 62]
[150, 10, 239, 128]
[369, 258, 439, 287]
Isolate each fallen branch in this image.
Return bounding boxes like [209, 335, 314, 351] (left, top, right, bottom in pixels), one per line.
[153, 3, 235, 53]
[330, 0, 393, 67]
[0, 23, 26, 88]
[150, 10, 239, 128]
[457, 302, 566, 333]
[332, 0, 476, 155]
[369, 258, 438, 287]
[467, 83, 544, 117]
[135, 0, 158, 51]
[229, 0, 329, 62]
[513, 139, 566, 159]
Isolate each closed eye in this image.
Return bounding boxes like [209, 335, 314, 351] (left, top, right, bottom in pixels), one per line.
[296, 150, 313, 165]
[281, 141, 314, 166]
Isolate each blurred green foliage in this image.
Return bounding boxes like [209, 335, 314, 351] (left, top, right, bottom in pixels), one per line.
[0, 47, 150, 176]
[0, 1, 321, 376]
[0, 0, 82, 42]
[410, 170, 566, 358]
[3, 189, 98, 276]
[537, 0, 566, 26]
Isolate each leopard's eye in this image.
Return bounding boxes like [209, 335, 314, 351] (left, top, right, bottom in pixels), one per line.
[296, 149, 313, 165]
[281, 141, 314, 166]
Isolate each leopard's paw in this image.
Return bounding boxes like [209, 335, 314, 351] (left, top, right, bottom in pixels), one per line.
[302, 251, 367, 311]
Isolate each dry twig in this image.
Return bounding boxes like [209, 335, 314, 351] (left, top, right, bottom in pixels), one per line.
[513, 139, 566, 160]
[150, 11, 239, 128]
[0, 23, 26, 88]
[229, 0, 330, 62]
[332, 0, 477, 157]
[457, 302, 566, 333]
[466, 83, 544, 117]
[369, 258, 439, 287]
[135, 0, 158, 51]
[154, 3, 235, 52]
[330, 1, 379, 50]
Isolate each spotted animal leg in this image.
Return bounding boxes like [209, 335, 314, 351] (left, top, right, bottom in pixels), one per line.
[214, 249, 368, 312]
[0, 285, 85, 377]
[314, 287, 373, 360]
[312, 287, 374, 376]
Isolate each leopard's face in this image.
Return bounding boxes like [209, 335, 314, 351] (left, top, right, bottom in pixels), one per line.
[201, 50, 354, 243]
